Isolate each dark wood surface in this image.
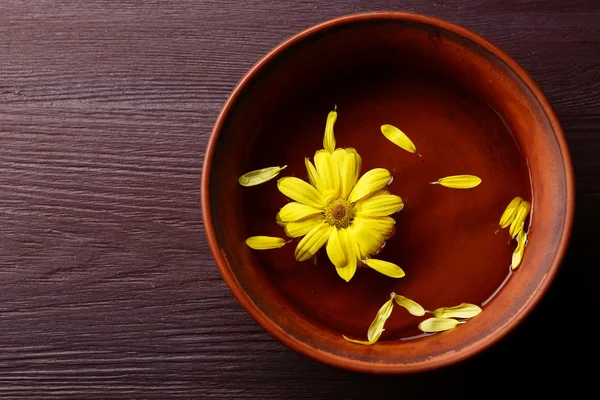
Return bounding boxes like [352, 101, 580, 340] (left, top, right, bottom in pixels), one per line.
[0, 1, 597, 398]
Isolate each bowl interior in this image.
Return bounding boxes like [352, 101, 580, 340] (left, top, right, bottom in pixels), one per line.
[205, 15, 570, 372]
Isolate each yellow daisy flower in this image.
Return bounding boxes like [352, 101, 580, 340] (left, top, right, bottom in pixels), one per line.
[276, 110, 405, 282]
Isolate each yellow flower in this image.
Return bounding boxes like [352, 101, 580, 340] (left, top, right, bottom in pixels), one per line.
[277, 140, 404, 282]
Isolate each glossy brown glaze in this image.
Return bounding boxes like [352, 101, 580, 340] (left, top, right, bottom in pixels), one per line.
[202, 13, 574, 373]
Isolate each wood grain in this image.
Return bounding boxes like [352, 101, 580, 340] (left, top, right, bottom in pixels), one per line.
[0, 0, 597, 398]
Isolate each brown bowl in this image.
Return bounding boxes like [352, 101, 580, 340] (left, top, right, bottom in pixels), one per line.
[201, 12, 574, 373]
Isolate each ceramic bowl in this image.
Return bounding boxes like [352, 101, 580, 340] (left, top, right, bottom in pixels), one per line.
[202, 12, 574, 373]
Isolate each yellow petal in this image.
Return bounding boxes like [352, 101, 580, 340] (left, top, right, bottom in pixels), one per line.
[348, 218, 386, 257]
[245, 236, 288, 250]
[430, 175, 482, 189]
[345, 147, 362, 181]
[509, 201, 531, 238]
[499, 196, 523, 229]
[278, 177, 324, 209]
[323, 109, 337, 153]
[238, 165, 287, 187]
[332, 148, 347, 170]
[348, 168, 392, 203]
[284, 215, 324, 238]
[432, 303, 482, 319]
[314, 150, 340, 196]
[336, 150, 358, 199]
[360, 216, 395, 239]
[380, 124, 419, 155]
[363, 259, 405, 278]
[393, 294, 425, 316]
[275, 212, 286, 227]
[294, 222, 331, 261]
[305, 158, 327, 193]
[279, 202, 322, 222]
[342, 335, 378, 346]
[418, 318, 464, 333]
[367, 298, 394, 342]
[511, 230, 528, 270]
[335, 228, 358, 282]
[326, 228, 346, 269]
[355, 193, 404, 217]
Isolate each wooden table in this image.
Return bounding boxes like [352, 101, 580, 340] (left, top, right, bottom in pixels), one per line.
[1, 1, 597, 398]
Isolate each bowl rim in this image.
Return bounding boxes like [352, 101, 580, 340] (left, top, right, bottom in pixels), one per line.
[201, 11, 575, 374]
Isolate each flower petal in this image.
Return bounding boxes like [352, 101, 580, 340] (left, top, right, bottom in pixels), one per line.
[275, 212, 286, 227]
[432, 303, 482, 319]
[238, 165, 287, 187]
[337, 149, 360, 199]
[393, 294, 425, 316]
[332, 148, 347, 170]
[345, 147, 362, 181]
[499, 196, 523, 229]
[430, 175, 482, 189]
[355, 215, 395, 239]
[285, 215, 324, 238]
[356, 194, 404, 217]
[418, 317, 464, 333]
[349, 217, 386, 256]
[314, 150, 340, 196]
[380, 124, 419, 155]
[326, 228, 346, 269]
[294, 222, 331, 261]
[279, 202, 322, 222]
[278, 177, 324, 208]
[304, 157, 327, 194]
[367, 297, 394, 342]
[348, 168, 392, 203]
[323, 109, 337, 153]
[509, 201, 531, 238]
[363, 259, 405, 278]
[245, 236, 288, 250]
[342, 335, 377, 346]
[335, 228, 357, 282]
[511, 230, 528, 270]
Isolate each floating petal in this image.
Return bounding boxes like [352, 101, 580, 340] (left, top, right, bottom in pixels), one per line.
[499, 197, 523, 229]
[245, 236, 287, 250]
[363, 259, 405, 278]
[509, 201, 531, 238]
[367, 297, 394, 342]
[430, 175, 482, 189]
[511, 230, 528, 270]
[418, 317, 464, 333]
[238, 165, 287, 187]
[342, 335, 378, 345]
[432, 303, 482, 319]
[393, 294, 425, 316]
[380, 124, 419, 155]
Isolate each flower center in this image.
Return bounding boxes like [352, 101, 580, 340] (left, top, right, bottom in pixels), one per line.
[324, 198, 355, 229]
